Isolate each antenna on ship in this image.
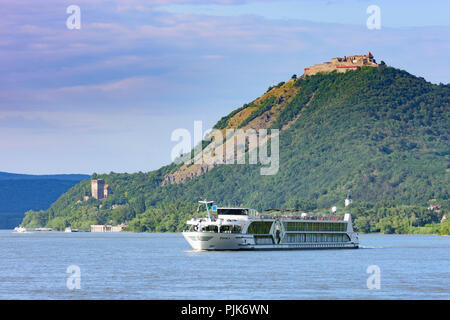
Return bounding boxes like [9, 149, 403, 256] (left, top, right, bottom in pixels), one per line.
[198, 198, 214, 221]
[205, 198, 210, 221]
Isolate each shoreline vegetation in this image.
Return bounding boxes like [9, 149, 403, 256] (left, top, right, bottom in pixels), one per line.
[21, 199, 449, 236]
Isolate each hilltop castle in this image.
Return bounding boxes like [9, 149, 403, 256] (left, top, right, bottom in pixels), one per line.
[91, 179, 112, 200]
[304, 52, 378, 76]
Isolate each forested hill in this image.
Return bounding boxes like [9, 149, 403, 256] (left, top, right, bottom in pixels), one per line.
[0, 172, 89, 181]
[21, 66, 450, 233]
[0, 172, 89, 229]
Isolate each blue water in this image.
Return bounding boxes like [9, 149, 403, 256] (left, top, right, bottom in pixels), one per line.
[0, 231, 449, 299]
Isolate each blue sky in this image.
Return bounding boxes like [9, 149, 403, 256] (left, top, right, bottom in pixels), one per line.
[159, 0, 450, 27]
[1, 0, 449, 174]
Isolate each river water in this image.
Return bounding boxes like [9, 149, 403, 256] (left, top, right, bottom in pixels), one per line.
[0, 231, 448, 299]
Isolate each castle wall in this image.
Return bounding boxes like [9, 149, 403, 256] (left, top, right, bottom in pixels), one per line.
[304, 53, 378, 76]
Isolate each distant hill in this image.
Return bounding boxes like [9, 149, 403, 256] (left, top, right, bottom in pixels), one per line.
[20, 65, 449, 233]
[0, 172, 89, 229]
[0, 172, 89, 181]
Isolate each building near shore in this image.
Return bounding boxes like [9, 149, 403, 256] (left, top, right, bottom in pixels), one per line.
[90, 224, 127, 232]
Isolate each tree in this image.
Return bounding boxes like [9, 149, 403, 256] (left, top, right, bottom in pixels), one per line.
[47, 216, 68, 231]
[354, 216, 371, 233]
[130, 196, 146, 215]
[111, 205, 134, 224]
[377, 218, 394, 234]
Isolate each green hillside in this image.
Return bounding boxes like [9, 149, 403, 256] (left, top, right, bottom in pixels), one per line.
[21, 66, 450, 233]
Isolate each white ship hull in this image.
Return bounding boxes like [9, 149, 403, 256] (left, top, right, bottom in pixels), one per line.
[183, 232, 253, 250]
[183, 231, 358, 251]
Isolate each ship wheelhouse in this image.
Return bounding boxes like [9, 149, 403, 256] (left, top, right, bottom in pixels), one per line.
[186, 204, 250, 234]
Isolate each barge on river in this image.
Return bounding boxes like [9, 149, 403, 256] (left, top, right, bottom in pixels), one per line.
[183, 200, 359, 251]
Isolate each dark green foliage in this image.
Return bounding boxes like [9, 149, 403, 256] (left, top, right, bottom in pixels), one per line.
[350, 202, 444, 234]
[283, 199, 317, 211]
[271, 74, 321, 128]
[125, 201, 196, 232]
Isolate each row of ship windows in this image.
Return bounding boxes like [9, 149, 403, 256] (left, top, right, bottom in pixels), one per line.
[191, 222, 346, 234]
[284, 233, 350, 243]
[189, 225, 243, 233]
[283, 222, 347, 232]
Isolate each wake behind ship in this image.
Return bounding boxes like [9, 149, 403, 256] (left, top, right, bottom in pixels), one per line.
[183, 200, 359, 251]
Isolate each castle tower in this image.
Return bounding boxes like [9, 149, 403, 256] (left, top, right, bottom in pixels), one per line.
[91, 179, 105, 200]
[104, 184, 112, 198]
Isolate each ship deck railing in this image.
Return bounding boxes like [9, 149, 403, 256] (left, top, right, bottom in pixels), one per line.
[254, 215, 345, 221]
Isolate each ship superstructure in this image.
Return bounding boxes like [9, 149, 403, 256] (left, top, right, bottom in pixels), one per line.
[183, 200, 359, 250]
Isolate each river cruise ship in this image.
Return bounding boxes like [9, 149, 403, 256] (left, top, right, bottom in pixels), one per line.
[183, 200, 359, 251]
